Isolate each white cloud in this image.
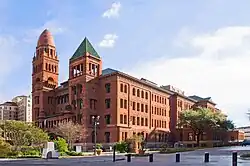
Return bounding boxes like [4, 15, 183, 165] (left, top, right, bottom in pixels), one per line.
[102, 2, 121, 18]
[23, 20, 66, 43]
[99, 34, 118, 48]
[126, 26, 250, 127]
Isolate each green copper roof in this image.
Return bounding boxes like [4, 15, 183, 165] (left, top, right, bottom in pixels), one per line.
[70, 37, 100, 61]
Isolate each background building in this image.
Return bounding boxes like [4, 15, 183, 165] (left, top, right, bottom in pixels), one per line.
[237, 126, 250, 140]
[0, 102, 18, 120]
[12, 95, 32, 122]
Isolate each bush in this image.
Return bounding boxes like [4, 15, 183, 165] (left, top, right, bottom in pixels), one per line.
[116, 141, 128, 153]
[54, 137, 68, 152]
[0, 139, 12, 157]
[240, 153, 250, 158]
[66, 151, 83, 156]
[96, 143, 102, 149]
[20, 146, 41, 156]
[7, 151, 23, 157]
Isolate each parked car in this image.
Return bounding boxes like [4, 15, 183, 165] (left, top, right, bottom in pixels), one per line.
[241, 139, 250, 146]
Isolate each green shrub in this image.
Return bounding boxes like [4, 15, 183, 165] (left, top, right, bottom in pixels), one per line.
[240, 153, 250, 158]
[22, 150, 40, 156]
[54, 137, 68, 152]
[0, 138, 12, 157]
[115, 141, 128, 153]
[7, 151, 23, 157]
[96, 143, 102, 149]
[66, 151, 83, 156]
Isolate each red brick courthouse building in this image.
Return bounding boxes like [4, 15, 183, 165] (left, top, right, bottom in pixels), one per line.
[32, 29, 243, 149]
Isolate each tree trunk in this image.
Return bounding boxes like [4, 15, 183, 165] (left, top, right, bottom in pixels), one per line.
[196, 134, 200, 147]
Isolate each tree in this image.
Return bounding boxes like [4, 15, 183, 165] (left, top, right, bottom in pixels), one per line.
[0, 137, 11, 157]
[0, 120, 48, 150]
[178, 107, 225, 146]
[55, 121, 83, 150]
[54, 137, 68, 153]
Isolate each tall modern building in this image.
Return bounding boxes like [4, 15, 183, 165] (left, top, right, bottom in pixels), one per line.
[32, 29, 237, 149]
[12, 95, 32, 122]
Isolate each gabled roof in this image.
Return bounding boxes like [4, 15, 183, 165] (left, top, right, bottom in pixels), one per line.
[70, 37, 100, 61]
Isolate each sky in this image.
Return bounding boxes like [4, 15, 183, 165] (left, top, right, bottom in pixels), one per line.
[0, 0, 250, 127]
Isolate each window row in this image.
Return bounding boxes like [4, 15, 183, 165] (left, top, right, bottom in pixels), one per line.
[132, 88, 149, 99]
[71, 84, 83, 95]
[130, 116, 149, 126]
[132, 102, 148, 113]
[151, 106, 167, 116]
[120, 83, 128, 93]
[45, 63, 57, 73]
[120, 99, 128, 109]
[177, 100, 192, 110]
[151, 94, 167, 105]
[71, 99, 83, 109]
[36, 48, 56, 57]
[151, 119, 167, 128]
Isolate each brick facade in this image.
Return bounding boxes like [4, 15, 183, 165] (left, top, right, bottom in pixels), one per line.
[32, 29, 239, 148]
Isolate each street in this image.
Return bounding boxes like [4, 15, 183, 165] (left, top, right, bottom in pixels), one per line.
[0, 146, 250, 165]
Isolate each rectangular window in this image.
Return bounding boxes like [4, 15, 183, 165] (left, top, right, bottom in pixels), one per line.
[124, 100, 127, 109]
[145, 105, 148, 113]
[132, 102, 136, 110]
[152, 119, 154, 127]
[105, 83, 111, 93]
[141, 104, 144, 112]
[141, 118, 144, 126]
[120, 99, 123, 108]
[105, 99, 111, 109]
[124, 115, 127, 124]
[125, 132, 128, 140]
[105, 115, 111, 124]
[120, 114, 123, 124]
[145, 118, 148, 126]
[132, 116, 135, 125]
[137, 117, 140, 125]
[137, 103, 140, 111]
[105, 132, 110, 143]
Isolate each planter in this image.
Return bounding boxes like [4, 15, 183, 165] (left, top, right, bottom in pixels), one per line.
[139, 149, 146, 155]
[96, 149, 102, 155]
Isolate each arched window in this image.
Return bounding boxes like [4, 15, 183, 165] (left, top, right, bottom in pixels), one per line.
[137, 89, 140, 97]
[48, 77, 54, 82]
[52, 65, 54, 72]
[120, 84, 123, 92]
[132, 88, 136, 95]
[145, 92, 148, 99]
[46, 63, 48, 70]
[49, 64, 51, 71]
[55, 66, 57, 73]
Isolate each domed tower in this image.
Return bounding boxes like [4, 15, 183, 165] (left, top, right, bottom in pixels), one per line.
[32, 29, 59, 122]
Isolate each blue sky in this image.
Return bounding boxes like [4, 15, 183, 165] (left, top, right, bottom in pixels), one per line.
[1, 0, 250, 127]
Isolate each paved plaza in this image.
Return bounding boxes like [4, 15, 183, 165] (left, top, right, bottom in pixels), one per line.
[0, 146, 250, 166]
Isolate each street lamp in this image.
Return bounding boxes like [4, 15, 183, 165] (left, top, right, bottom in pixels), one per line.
[92, 115, 100, 155]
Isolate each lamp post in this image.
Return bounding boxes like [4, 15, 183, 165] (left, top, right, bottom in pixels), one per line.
[92, 115, 100, 155]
